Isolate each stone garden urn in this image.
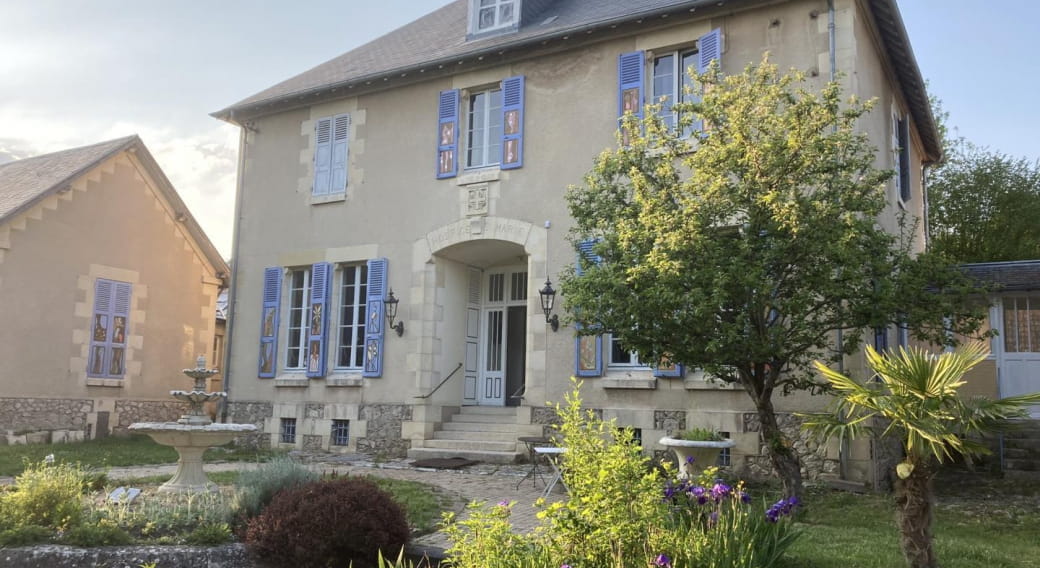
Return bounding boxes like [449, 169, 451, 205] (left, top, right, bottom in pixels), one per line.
[659, 435, 735, 479]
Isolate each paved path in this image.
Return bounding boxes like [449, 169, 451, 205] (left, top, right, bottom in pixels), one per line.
[105, 452, 566, 555]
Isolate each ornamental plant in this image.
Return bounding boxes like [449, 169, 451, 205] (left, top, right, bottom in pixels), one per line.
[443, 380, 800, 568]
[803, 342, 1040, 568]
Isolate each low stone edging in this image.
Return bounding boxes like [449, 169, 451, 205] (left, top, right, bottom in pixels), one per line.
[0, 543, 252, 568]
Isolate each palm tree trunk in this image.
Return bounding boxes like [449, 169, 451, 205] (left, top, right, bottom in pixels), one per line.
[894, 464, 937, 568]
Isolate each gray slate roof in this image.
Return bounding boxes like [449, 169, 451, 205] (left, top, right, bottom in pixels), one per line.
[214, 0, 939, 160]
[962, 261, 1040, 292]
[0, 136, 137, 222]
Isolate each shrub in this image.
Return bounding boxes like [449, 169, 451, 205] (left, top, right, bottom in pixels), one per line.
[185, 521, 233, 546]
[63, 522, 133, 547]
[233, 454, 317, 521]
[244, 477, 410, 568]
[0, 525, 53, 547]
[1, 459, 89, 530]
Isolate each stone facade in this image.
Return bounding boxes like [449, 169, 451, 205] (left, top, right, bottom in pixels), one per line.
[225, 401, 274, 448]
[0, 397, 93, 433]
[357, 404, 412, 457]
[742, 412, 838, 480]
[114, 400, 188, 433]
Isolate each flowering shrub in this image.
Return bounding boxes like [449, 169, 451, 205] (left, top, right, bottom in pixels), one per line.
[443, 380, 801, 568]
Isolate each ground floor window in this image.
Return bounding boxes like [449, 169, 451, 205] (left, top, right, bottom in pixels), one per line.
[280, 418, 297, 444]
[285, 269, 311, 369]
[331, 419, 350, 446]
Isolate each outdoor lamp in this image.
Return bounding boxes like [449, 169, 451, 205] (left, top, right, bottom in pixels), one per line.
[384, 289, 404, 336]
[539, 279, 559, 332]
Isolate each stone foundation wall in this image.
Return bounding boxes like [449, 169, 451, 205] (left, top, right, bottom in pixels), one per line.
[226, 401, 273, 449]
[742, 412, 838, 481]
[358, 404, 412, 457]
[0, 397, 93, 434]
[653, 410, 686, 433]
[114, 400, 188, 433]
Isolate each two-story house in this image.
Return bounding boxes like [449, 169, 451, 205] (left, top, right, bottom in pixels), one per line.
[214, 0, 939, 484]
[0, 136, 229, 440]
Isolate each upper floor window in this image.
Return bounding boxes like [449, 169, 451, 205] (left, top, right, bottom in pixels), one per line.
[892, 112, 910, 203]
[313, 114, 350, 197]
[652, 49, 699, 137]
[472, 0, 516, 34]
[467, 87, 503, 168]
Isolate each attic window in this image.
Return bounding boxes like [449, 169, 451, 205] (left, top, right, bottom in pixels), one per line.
[473, 0, 517, 33]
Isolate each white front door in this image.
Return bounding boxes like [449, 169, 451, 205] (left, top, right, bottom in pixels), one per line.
[477, 268, 527, 406]
[996, 296, 1040, 418]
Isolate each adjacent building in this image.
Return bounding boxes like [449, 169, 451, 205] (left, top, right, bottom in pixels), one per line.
[214, 0, 938, 484]
[0, 136, 229, 440]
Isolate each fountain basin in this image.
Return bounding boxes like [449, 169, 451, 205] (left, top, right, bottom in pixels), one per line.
[129, 422, 257, 492]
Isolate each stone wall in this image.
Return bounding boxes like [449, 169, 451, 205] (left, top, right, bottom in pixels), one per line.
[0, 544, 252, 568]
[0, 397, 93, 434]
[742, 412, 838, 481]
[114, 400, 188, 433]
[225, 401, 273, 449]
[357, 404, 412, 457]
[653, 410, 686, 434]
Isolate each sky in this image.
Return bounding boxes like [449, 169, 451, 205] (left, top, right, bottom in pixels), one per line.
[2, 0, 1037, 258]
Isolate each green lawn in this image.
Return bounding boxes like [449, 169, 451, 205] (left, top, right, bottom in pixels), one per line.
[779, 474, 1040, 568]
[0, 435, 278, 476]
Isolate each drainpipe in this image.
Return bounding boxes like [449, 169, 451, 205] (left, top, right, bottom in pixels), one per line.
[827, 0, 851, 482]
[219, 111, 249, 423]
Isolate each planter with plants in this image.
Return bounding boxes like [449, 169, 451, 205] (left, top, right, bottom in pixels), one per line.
[659, 428, 734, 478]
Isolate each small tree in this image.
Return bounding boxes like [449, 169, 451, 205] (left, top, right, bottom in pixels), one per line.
[564, 57, 985, 500]
[803, 343, 1040, 568]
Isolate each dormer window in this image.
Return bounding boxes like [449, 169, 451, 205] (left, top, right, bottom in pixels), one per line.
[471, 0, 517, 35]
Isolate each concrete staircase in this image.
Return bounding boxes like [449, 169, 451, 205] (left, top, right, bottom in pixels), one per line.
[407, 406, 536, 465]
[1003, 420, 1040, 479]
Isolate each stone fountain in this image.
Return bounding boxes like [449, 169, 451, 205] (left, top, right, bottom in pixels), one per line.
[129, 355, 256, 493]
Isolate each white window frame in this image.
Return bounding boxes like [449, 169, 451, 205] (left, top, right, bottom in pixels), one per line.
[334, 264, 368, 370]
[607, 333, 651, 369]
[651, 47, 699, 138]
[470, 0, 517, 34]
[466, 87, 503, 169]
[284, 268, 311, 370]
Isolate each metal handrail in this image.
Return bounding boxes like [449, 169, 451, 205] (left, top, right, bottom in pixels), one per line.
[509, 384, 526, 400]
[414, 362, 464, 399]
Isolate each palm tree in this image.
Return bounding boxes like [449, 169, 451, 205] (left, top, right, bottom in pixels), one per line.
[802, 342, 1040, 568]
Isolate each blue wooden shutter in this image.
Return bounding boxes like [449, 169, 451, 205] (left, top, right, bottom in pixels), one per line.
[259, 267, 282, 378]
[88, 279, 114, 377]
[898, 117, 910, 202]
[313, 117, 333, 195]
[653, 361, 685, 378]
[330, 114, 350, 194]
[574, 239, 604, 376]
[363, 258, 388, 377]
[500, 75, 525, 170]
[618, 51, 644, 145]
[574, 324, 604, 377]
[436, 90, 459, 179]
[306, 262, 332, 378]
[697, 28, 722, 73]
[109, 281, 131, 377]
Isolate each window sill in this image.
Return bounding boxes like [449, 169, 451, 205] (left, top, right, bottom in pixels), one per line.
[274, 376, 309, 388]
[310, 192, 346, 206]
[86, 378, 124, 388]
[456, 168, 500, 186]
[326, 374, 364, 387]
[601, 377, 657, 390]
[683, 378, 739, 390]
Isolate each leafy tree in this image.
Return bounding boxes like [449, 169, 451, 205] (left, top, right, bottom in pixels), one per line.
[563, 57, 985, 500]
[928, 141, 1040, 263]
[803, 343, 1040, 568]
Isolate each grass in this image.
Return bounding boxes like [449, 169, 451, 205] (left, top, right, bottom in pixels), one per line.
[363, 475, 457, 534]
[0, 435, 279, 477]
[774, 472, 1040, 568]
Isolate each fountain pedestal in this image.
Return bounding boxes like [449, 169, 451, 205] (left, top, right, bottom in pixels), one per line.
[129, 356, 256, 493]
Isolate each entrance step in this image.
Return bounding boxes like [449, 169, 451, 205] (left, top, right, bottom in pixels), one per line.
[1004, 420, 1040, 478]
[407, 405, 529, 464]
